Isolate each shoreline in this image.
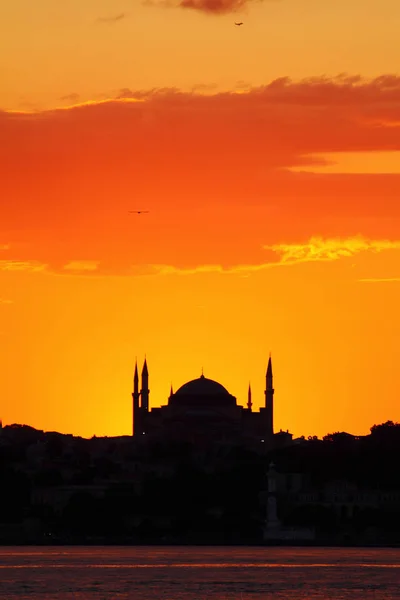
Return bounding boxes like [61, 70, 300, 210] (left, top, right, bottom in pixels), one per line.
[1, 540, 399, 548]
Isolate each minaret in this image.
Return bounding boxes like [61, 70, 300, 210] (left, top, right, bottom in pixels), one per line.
[247, 383, 252, 411]
[264, 354, 274, 437]
[132, 360, 140, 436]
[141, 357, 149, 412]
[169, 383, 174, 398]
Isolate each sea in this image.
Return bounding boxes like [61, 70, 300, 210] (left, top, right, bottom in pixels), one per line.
[0, 546, 399, 599]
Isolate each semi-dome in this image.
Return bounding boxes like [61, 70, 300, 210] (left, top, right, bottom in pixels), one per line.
[169, 374, 236, 408]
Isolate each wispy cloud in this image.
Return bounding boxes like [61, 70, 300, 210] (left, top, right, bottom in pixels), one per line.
[263, 236, 400, 266]
[0, 245, 9, 250]
[147, 236, 400, 276]
[60, 93, 80, 103]
[150, 264, 244, 275]
[0, 298, 13, 304]
[358, 277, 400, 283]
[63, 261, 100, 272]
[148, 262, 277, 276]
[97, 13, 126, 23]
[0, 260, 47, 272]
[0, 237, 399, 278]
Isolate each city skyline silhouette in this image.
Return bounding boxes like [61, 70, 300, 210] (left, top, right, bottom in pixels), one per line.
[1, 0, 400, 441]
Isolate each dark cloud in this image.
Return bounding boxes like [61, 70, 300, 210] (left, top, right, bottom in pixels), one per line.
[179, 0, 250, 14]
[143, 0, 258, 13]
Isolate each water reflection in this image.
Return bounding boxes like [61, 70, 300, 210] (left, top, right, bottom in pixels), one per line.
[0, 546, 399, 600]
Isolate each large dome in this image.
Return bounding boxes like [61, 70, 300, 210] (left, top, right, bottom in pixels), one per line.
[175, 375, 230, 397]
[169, 374, 236, 408]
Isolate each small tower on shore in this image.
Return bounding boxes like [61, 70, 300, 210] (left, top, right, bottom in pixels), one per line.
[264, 462, 281, 538]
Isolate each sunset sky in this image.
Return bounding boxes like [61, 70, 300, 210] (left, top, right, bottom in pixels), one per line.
[1, 0, 400, 439]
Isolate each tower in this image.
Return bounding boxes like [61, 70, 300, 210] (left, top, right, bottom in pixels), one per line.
[264, 354, 274, 437]
[247, 383, 252, 411]
[132, 360, 140, 436]
[264, 462, 281, 538]
[141, 357, 149, 412]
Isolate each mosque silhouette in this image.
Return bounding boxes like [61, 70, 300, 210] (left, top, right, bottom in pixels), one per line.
[132, 357, 292, 447]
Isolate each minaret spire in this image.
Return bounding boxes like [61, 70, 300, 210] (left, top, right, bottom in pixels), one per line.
[247, 383, 252, 411]
[264, 354, 274, 437]
[141, 357, 149, 412]
[266, 354, 273, 388]
[132, 359, 140, 436]
[134, 359, 139, 385]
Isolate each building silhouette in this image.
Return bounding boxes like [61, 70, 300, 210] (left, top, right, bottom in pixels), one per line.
[132, 356, 292, 446]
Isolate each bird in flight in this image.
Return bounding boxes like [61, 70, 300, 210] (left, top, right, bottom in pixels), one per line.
[235, 22, 243, 26]
[129, 210, 149, 214]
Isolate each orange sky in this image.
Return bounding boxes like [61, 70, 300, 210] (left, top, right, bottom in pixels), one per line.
[1, 0, 400, 439]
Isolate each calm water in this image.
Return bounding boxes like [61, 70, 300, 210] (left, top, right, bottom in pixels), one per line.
[0, 546, 400, 599]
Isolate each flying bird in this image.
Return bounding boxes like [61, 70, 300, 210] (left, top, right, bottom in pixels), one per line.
[129, 210, 149, 214]
[235, 22, 243, 26]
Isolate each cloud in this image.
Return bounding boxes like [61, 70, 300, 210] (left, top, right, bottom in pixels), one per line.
[96, 13, 126, 23]
[60, 93, 80, 103]
[0, 245, 9, 250]
[358, 277, 400, 283]
[0, 236, 399, 278]
[263, 236, 400, 266]
[2, 75, 400, 274]
[63, 261, 100, 272]
[4, 75, 400, 169]
[147, 236, 400, 276]
[0, 298, 13, 304]
[149, 262, 276, 276]
[146, 0, 260, 14]
[0, 261, 47, 272]
[177, 0, 249, 14]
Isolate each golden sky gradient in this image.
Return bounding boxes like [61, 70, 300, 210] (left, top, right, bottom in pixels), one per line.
[1, 0, 400, 438]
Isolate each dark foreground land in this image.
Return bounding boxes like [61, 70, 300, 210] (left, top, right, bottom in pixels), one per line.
[1, 421, 400, 546]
